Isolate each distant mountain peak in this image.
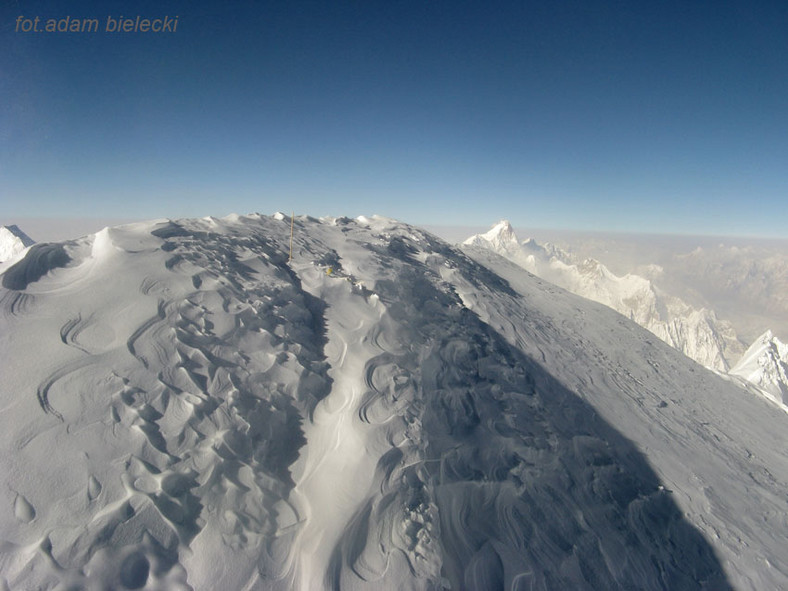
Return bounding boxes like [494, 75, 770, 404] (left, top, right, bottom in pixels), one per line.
[0, 225, 35, 263]
[731, 330, 788, 406]
[490, 218, 513, 232]
[489, 218, 516, 237]
[1, 225, 34, 244]
[463, 220, 520, 251]
[758, 329, 775, 344]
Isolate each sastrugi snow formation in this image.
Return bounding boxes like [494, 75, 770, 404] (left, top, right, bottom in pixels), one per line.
[1, 214, 787, 590]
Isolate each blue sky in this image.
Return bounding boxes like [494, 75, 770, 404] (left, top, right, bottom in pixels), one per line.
[2, 0, 787, 236]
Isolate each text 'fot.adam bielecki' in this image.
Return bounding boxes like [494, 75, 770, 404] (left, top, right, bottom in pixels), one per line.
[14, 15, 179, 34]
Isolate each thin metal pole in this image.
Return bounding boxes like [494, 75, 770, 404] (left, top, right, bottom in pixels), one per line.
[289, 211, 294, 262]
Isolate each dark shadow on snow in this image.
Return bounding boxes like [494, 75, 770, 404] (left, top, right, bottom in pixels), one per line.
[2, 243, 71, 290]
[326, 232, 733, 591]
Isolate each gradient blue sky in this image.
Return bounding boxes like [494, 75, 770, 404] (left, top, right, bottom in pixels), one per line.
[2, 0, 787, 236]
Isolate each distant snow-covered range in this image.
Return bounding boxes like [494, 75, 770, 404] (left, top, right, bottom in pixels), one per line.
[2, 213, 788, 590]
[462, 220, 788, 415]
[464, 221, 747, 373]
[0, 225, 35, 263]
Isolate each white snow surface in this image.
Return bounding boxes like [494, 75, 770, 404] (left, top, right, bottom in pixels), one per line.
[465, 221, 745, 371]
[1, 213, 788, 590]
[0, 225, 35, 264]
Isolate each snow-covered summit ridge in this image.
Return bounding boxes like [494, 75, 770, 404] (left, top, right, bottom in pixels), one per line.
[0, 224, 35, 263]
[464, 221, 745, 371]
[2, 213, 788, 589]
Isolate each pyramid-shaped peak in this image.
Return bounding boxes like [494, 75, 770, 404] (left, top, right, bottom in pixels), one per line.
[463, 220, 522, 251]
[482, 220, 519, 244]
[0, 224, 35, 263]
[488, 219, 515, 237]
[2, 225, 35, 245]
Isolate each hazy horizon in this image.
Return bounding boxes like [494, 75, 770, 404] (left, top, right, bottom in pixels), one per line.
[7, 214, 788, 247]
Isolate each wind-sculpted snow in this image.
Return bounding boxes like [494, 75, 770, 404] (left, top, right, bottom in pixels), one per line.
[339, 261, 730, 590]
[1, 243, 70, 290]
[0, 218, 331, 589]
[458, 245, 788, 591]
[0, 214, 785, 589]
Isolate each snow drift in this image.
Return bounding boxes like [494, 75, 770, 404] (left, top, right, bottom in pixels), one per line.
[1, 214, 787, 590]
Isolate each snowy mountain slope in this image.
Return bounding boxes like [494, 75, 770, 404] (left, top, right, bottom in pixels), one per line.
[0, 214, 786, 590]
[0, 225, 35, 263]
[464, 221, 745, 371]
[730, 331, 788, 408]
[457, 245, 788, 590]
